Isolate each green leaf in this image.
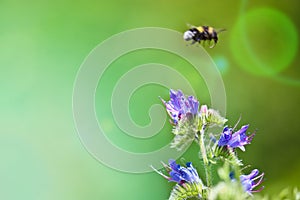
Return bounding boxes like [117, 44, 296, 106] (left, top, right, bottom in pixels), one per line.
[169, 183, 204, 200]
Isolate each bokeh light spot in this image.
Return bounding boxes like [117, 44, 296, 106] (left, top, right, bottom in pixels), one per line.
[230, 7, 298, 76]
[213, 55, 229, 75]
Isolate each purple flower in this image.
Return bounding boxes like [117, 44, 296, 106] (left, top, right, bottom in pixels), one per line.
[240, 169, 264, 194]
[152, 159, 201, 185]
[218, 125, 255, 151]
[161, 89, 199, 124]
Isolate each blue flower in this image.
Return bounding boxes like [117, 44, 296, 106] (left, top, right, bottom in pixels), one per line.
[240, 169, 264, 194]
[169, 159, 201, 184]
[152, 159, 201, 185]
[218, 125, 255, 151]
[161, 89, 199, 124]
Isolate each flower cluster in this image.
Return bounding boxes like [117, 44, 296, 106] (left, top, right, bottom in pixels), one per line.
[152, 159, 202, 185]
[152, 89, 268, 200]
[152, 159, 204, 200]
[161, 89, 227, 151]
[218, 125, 255, 151]
[161, 89, 199, 125]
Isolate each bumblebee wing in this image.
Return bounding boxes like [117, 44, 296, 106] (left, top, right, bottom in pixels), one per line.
[186, 23, 197, 29]
[216, 28, 226, 34]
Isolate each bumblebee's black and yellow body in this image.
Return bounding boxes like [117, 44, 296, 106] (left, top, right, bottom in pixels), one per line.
[183, 25, 224, 48]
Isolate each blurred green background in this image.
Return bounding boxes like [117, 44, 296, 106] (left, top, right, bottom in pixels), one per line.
[1, 0, 299, 199]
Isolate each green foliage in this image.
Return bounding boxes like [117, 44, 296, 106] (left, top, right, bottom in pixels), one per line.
[209, 182, 248, 200]
[169, 183, 204, 200]
[204, 109, 227, 128]
[259, 187, 300, 200]
[171, 114, 199, 151]
[209, 145, 243, 167]
[157, 91, 299, 200]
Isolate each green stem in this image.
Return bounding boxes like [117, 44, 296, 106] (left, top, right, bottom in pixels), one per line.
[198, 125, 212, 187]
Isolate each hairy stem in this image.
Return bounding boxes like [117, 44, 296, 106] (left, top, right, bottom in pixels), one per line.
[198, 125, 212, 187]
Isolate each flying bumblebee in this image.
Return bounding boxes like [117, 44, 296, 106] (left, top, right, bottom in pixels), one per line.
[183, 25, 226, 48]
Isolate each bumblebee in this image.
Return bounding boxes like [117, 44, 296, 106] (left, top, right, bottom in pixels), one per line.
[183, 25, 225, 48]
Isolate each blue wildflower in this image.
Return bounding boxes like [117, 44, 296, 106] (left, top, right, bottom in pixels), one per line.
[151, 159, 201, 185]
[240, 169, 264, 194]
[218, 125, 255, 151]
[161, 89, 199, 124]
